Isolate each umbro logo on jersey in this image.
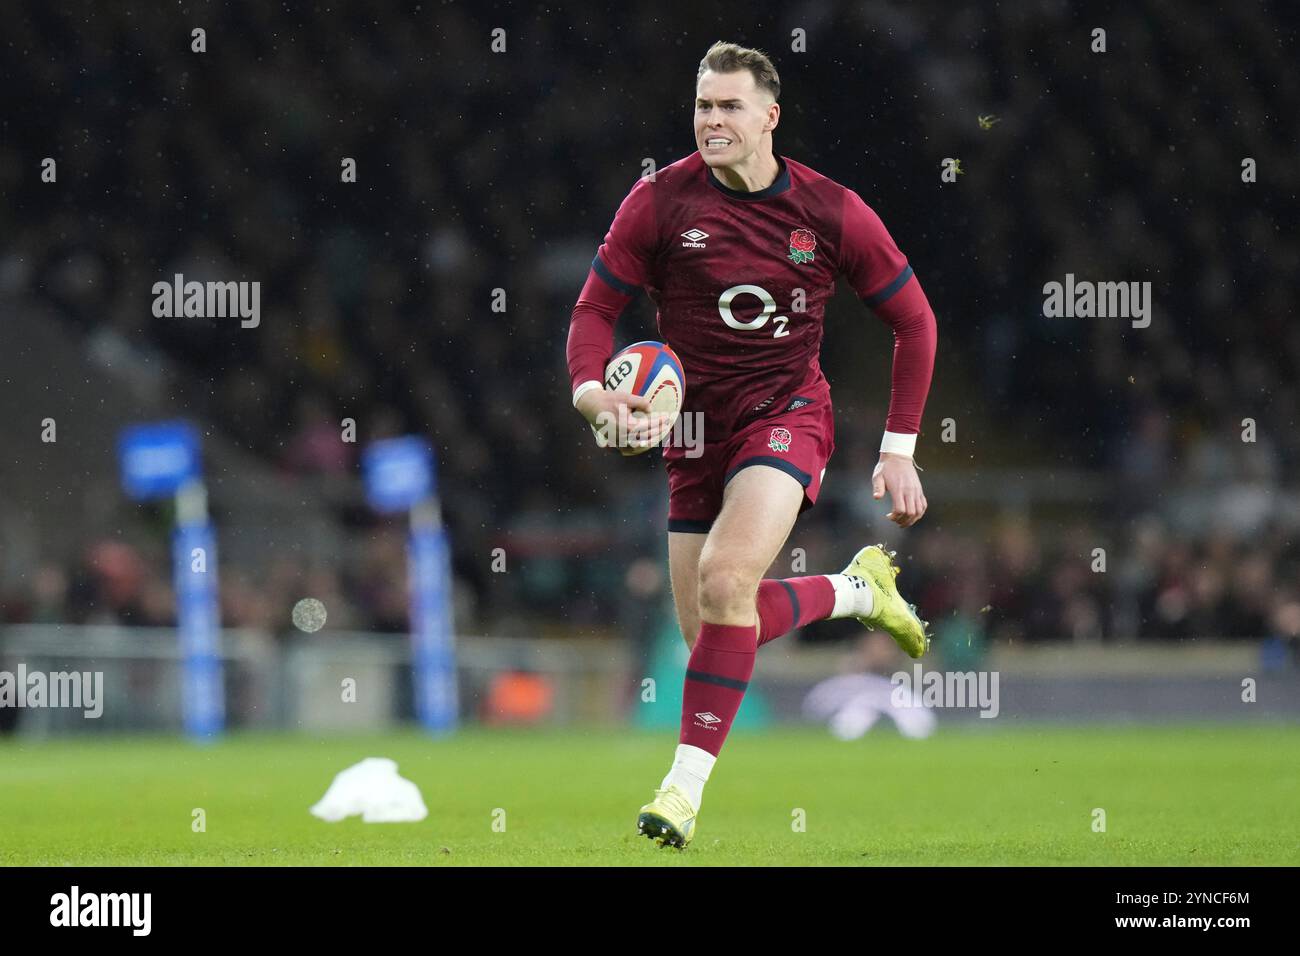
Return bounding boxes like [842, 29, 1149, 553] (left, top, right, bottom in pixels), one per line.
[681, 228, 709, 248]
[694, 711, 721, 726]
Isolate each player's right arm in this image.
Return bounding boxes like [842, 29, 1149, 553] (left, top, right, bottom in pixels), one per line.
[566, 176, 674, 453]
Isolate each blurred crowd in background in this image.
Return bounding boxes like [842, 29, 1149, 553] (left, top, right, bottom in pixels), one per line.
[1, 1, 1296, 650]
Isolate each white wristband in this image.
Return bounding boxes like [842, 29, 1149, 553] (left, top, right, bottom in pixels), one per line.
[572, 379, 603, 408]
[879, 430, 917, 458]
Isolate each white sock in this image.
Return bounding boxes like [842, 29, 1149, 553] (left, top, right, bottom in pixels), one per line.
[661, 744, 715, 810]
[826, 573, 874, 619]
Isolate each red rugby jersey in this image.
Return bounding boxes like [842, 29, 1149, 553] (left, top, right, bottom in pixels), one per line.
[567, 151, 937, 448]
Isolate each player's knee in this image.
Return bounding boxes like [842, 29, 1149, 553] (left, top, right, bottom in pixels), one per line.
[697, 558, 760, 619]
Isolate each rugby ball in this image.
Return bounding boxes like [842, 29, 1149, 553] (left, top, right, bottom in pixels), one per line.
[591, 340, 685, 454]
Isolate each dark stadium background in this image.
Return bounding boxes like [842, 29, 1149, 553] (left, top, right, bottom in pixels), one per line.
[1, 0, 1297, 721]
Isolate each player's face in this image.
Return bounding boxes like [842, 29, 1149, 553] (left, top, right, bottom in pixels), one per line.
[694, 70, 777, 168]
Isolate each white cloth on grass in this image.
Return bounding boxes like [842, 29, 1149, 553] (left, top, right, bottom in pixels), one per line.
[310, 757, 428, 823]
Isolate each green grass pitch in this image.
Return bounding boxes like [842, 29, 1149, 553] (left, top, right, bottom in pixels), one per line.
[1, 724, 1296, 865]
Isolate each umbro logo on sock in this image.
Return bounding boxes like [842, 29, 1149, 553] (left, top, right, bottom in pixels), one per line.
[694, 711, 721, 727]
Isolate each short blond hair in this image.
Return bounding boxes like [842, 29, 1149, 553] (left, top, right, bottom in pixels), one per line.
[697, 41, 780, 102]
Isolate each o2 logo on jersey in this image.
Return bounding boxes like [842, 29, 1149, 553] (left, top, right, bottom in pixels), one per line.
[717, 284, 790, 338]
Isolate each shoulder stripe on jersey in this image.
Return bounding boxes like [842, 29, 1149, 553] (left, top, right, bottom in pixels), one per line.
[863, 264, 914, 307]
[592, 255, 639, 297]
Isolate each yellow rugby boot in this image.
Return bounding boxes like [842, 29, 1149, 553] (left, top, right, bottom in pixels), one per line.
[636, 785, 697, 849]
[842, 544, 930, 658]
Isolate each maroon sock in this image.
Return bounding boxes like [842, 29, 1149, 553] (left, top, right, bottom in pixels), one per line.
[680, 622, 756, 756]
[756, 577, 836, 647]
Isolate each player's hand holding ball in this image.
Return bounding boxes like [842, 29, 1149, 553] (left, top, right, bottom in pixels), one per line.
[576, 341, 684, 457]
[576, 388, 670, 456]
